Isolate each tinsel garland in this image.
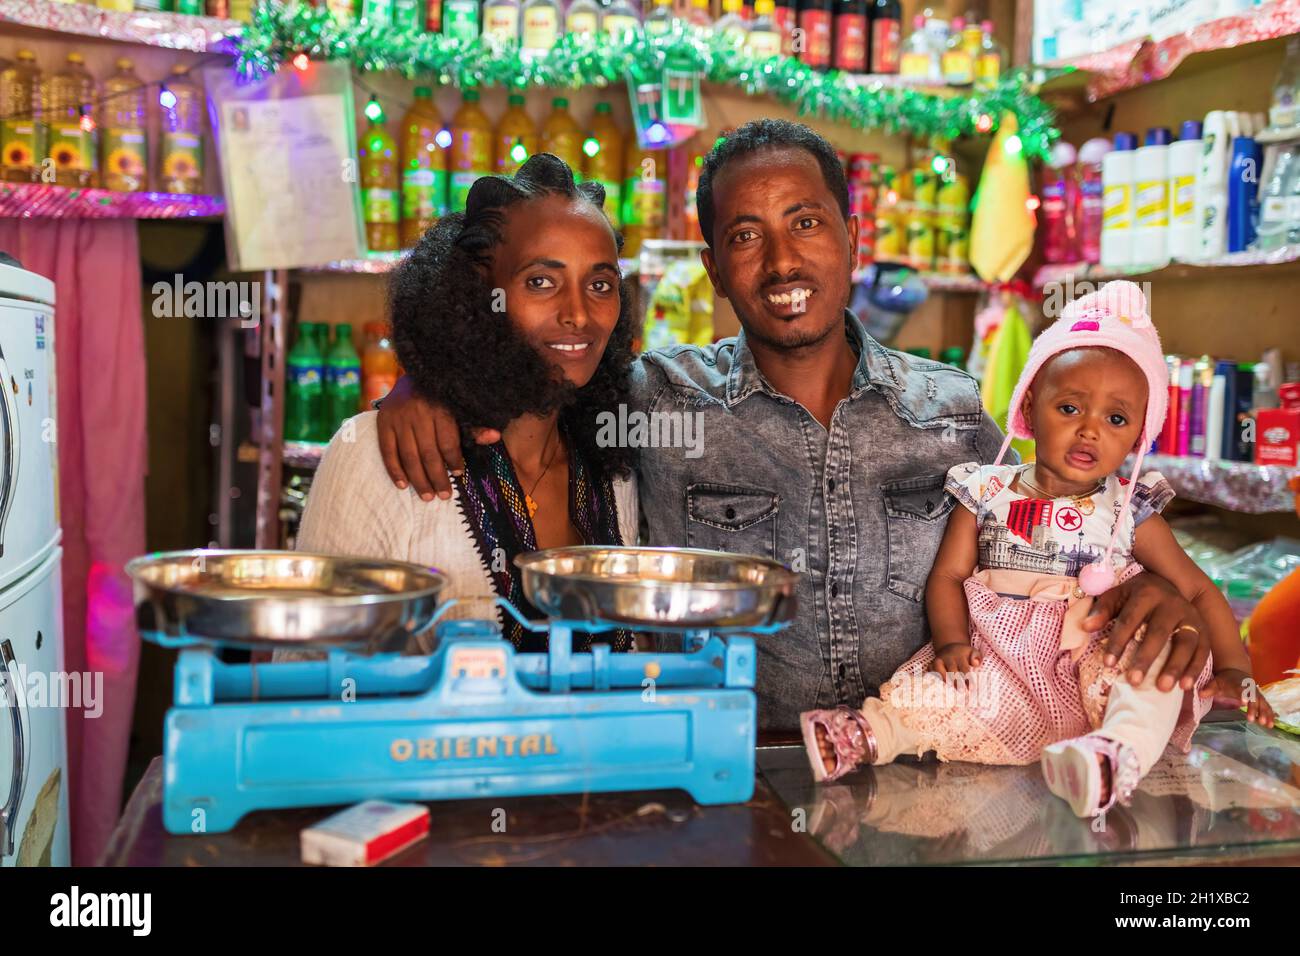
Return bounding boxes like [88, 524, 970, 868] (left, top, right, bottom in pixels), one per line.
[233, 1, 1061, 160]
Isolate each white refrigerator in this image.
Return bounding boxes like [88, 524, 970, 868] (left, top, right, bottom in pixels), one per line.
[0, 261, 68, 867]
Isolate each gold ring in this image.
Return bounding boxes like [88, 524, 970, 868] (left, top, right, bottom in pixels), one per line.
[1174, 624, 1200, 637]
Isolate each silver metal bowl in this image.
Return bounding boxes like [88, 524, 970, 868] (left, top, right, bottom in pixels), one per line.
[126, 550, 448, 654]
[515, 546, 798, 630]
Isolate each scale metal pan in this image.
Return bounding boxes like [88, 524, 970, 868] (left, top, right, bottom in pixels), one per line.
[515, 546, 798, 630]
[126, 550, 448, 654]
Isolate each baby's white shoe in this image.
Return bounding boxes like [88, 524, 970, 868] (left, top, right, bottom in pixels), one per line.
[1042, 734, 1140, 817]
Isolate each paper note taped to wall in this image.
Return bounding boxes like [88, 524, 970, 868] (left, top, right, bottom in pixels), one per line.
[205, 62, 364, 271]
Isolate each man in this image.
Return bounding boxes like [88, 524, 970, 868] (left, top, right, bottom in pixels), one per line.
[376, 119, 1211, 731]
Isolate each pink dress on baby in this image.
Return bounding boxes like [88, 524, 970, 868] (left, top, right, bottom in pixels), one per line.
[871, 461, 1214, 766]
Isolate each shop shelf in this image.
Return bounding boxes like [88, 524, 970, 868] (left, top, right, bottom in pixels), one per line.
[1039, 0, 1300, 100]
[1032, 245, 1300, 287]
[0, 0, 242, 53]
[0, 182, 224, 219]
[1128, 453, 1298, 514]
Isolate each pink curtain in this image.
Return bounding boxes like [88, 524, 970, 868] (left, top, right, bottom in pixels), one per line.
[0, 220, 146, 866]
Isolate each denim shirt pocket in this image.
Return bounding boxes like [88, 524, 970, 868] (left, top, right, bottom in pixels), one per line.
[686, 483, 780, 559]
[881, 474, 956, 602]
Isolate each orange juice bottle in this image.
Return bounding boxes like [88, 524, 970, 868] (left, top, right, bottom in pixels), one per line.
[1, 51, 46, 184]
[400, 86, 446, 247]
[450, 89, 492, 212]
[495, 92, 537, 177]
[582, 101, 623, 227]
[102, 58, 148, 192]
[361, 320, 400, 409]
[360, 112, 399, 251]
[540, 96, 582, 179]
[622, 130, 665, 257]
[43, 52, 97, 188]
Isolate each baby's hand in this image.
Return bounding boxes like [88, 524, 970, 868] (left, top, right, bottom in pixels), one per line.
[1199, 668, 1276, 728]
[932, 642, 982, 676]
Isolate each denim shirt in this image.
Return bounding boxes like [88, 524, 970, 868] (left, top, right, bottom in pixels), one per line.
[627, 311, 1007, 730]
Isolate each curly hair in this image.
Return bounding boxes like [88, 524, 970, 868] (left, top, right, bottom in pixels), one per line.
[388, 152, 635, 478]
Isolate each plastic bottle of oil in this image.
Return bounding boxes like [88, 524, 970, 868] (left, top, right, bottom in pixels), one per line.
[541, 96, 583, 179]
[449, 89, 493, 212]
[360, 111, 400, 251]
[583, 101, 623, 227]
[44, 52, 97, 188]
[495, 92, 537, 177]
[395, 87, 447, 248]
[400, 87, 446, 247]
[160, 64, 204, 194]
[622, 130, 665, 258]
[1, 51, 46, 185]
[102, 58, 149, 191]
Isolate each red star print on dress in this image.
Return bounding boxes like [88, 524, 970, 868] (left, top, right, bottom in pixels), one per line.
[1054, 505, 1083, 532]
[1006, 497, 1053, 543]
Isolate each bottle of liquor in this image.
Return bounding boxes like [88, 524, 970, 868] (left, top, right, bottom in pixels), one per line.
[798, 0, 833, 72]
[715, 0, 748, 43]
[832, 0, 867, 74]
[601, 0, 642, 40]
[940, 15, 973, 85]
[566, 0, 601, 35]
[747, 0, 783, 59]
[867, 0, 900, 73]
[482, 0, 521, 46]
[521, 0, 560, 56]
[443, 0, 478, 40]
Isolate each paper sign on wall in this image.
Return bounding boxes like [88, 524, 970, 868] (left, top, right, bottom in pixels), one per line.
[204, 61, 364, 270]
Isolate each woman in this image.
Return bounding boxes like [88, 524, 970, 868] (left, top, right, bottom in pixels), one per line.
[295, 153, 637, 652]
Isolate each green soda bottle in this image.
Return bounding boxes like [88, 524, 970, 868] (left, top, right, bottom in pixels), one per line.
[324, 323, 363, 436]
[285, 322, 325, 442]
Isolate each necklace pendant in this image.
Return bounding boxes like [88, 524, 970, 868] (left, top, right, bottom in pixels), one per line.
[525, 494, 538, 519]
[1075, 497, 1095, 516]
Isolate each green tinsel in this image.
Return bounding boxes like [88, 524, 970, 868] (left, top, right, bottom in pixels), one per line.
[233, 1, 1061, 160]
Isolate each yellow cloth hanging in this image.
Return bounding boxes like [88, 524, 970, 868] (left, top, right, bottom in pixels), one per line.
[969, 112, 1036, 284]
[981, 298, 1035, 461]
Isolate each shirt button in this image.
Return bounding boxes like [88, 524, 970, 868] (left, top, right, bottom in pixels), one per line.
[830, 583, 838, 598]
[838, 663, 847, 679]
[725, 506, 736, 520]
[926, 499, 934, 513]
[827, 479, 836, 492]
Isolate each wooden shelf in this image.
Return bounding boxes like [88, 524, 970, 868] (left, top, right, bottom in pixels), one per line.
[0, 182, 224, 219]
[1038, 0, 1300, 101]
[0, 0, 242, 52]
[1033, 245, 1300, 287]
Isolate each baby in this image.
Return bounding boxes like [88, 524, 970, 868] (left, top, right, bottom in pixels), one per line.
[801, 281, 1274, 817]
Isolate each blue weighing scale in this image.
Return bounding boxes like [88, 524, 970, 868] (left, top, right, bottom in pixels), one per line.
[129, 548, 795, 835]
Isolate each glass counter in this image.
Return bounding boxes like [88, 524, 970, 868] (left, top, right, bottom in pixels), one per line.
[757, 718, 1300, 865]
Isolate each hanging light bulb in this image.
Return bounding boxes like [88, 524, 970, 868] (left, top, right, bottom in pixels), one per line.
[1004, 134, 1023, 156]
[435, 128, 452, 149]
[364, 95, 384, 122]
[582, 137, 600, 158]
[292, 53, 311, 71]
[159, 85, 177, 110]
[975, 113, 994, 134]
[510, 141, 528, 164]
[646, 121, 668, 145]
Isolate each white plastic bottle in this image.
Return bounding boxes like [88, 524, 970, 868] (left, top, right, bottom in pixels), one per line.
[1101, 132, 1137, 268]
[1168, 120, 1201, 261]
[1195, 110, 1230, 260]
[1133, 127, 1172, 265]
